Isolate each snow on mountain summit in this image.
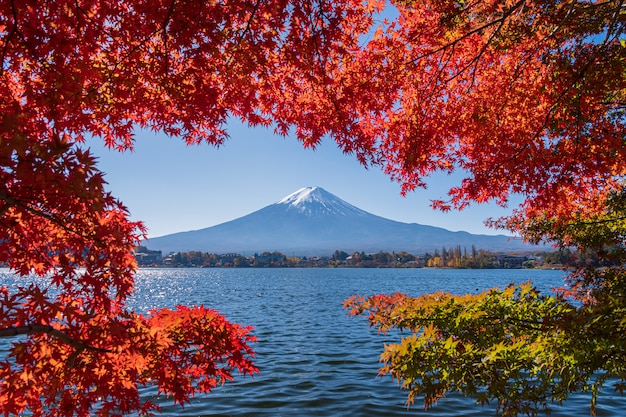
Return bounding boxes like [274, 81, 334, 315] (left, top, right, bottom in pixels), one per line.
[277, 186, 322, 205]
[276, 186, 368, 217]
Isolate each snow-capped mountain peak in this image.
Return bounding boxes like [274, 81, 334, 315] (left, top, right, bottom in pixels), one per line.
[277, 186, 322, 205]
[276, 186, 368, 217]
[144, 186, 530, 255]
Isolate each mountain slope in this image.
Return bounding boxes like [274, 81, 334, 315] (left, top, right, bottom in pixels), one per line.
[144, 186, 530, 255]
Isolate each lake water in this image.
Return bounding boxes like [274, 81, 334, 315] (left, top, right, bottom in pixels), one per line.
[2, 268, 625, 416]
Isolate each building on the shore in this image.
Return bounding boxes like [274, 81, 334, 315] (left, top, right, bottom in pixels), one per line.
[134, 246, 163, 266]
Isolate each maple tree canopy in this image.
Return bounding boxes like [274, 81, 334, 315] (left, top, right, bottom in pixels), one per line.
[0, 0, 384, 415]
[0, 0, 625, 416]
[354, 0, 625, 223]
[344, 1, 626, 416]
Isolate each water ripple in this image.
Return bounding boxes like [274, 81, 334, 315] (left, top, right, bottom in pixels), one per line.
[2, 267, 623, 416]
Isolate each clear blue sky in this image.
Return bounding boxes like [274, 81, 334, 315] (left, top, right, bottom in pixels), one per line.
[86, 120, 519, 239]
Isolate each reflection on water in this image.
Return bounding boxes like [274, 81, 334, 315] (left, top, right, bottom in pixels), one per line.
[2, 268, 623, 416]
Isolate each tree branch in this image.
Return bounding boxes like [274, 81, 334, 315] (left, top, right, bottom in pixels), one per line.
[225, 0, 262, 66]
[0, 324, 111, 353]
[161, 0, 177, 75]
[0, 0, 20, 77]
[0, 189, 89, 241]
[405, 0, 526, 66]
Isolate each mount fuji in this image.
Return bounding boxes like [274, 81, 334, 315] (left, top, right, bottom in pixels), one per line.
[144, 186, 531, 255]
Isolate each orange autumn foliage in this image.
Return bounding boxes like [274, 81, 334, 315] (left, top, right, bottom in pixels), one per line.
[346, 0, 625, 226]
[341, 2, 625, 415]
[1, 0, 624, 415]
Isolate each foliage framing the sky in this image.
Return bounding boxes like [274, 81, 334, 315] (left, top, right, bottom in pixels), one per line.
[0, 0, 625, 415]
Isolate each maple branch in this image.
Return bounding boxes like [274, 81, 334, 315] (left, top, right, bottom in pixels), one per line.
[241, 0, 262, 40]
[225, 0, 262, 66]
[456, 11, 508, 90]
[0, 324, 111, 353]
[382, 314, 557, 334]
[0, 188, 119, 274]
[0, 201, 10, 218]
[479, 33, 618, 188]
[0, 189, 86, 240]
[406, 0, 526, 66]
[544, 0, 578, 40]
[560, 215, 626, 228]
[486, 315, 555, 332]
[602, 0, 625, 44]
[89, 18, 172, 104]
[0, 0, 20, 77]
[539, 45, 606, 139]
[161, 0, 177, 75]
[73, 0, 112, 39]
[6, 0, 55, 77]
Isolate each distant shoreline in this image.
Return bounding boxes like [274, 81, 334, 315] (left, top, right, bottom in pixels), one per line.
[135, 247, 583, 270]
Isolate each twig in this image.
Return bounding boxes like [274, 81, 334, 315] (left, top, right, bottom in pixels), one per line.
[0, 324, 111, 353]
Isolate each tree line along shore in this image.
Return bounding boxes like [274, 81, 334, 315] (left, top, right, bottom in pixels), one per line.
[134, 246, 612, 270]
